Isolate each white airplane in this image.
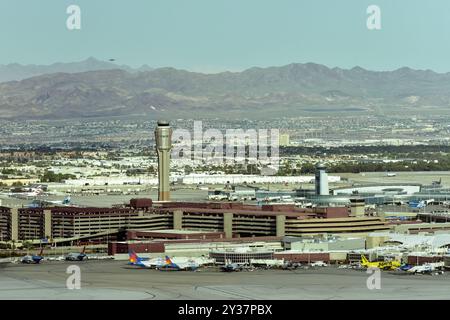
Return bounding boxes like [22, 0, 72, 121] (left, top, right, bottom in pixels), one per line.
[158, 256, 200, 271]
[407, 262, 444, 275]
[208, 194, 228, 201]
[2, 185, 66, 200]
[128, 251, 205, 271]
[6, 187, 44, 198]
[28, 196, 72, 208]
[263, 196, 281, 202]
[44, 196, 72, 206]
[128, 251, 164, 268]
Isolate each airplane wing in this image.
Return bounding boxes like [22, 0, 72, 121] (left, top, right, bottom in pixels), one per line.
[139, 260, 153, 268]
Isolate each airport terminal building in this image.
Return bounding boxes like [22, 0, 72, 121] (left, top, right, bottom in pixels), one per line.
[0, 200, 391, 244]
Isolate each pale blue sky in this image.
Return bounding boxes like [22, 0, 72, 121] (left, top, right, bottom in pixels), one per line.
[0, 0, 449, 73]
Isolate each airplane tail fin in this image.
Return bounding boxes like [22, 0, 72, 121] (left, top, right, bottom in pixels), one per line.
[63, 196, 71, 204]
[165, 256, 174, 265]
[361, 254, 368, 264]
[128, 250, 141, 264]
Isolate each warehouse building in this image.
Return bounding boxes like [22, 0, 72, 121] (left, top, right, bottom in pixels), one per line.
[283, 236, 366, 252]
[274, 251, 348, 264]
[109, 236, 283, 258]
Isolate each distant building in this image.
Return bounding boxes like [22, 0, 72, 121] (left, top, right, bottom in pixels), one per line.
[279, 134, 290, 147]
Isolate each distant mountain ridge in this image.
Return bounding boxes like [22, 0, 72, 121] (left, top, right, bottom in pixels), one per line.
[0, 57, 153, 82]
[0, 61, 449, 120]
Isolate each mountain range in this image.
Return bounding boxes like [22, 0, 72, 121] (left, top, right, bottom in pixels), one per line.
[0, 57, 153, 83]
[0, 59, 449, 120]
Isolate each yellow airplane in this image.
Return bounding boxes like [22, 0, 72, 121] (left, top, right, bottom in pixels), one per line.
[361, 255, 401, 271]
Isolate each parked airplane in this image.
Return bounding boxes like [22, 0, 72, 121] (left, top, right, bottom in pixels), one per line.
[4, 186, 45, 199]
[1, 185, 62, 200]
[221, 259, 247, 272]
[48, 196, 72, 206]
[360, 255, 401, 271]
[128, 250, 148, 265]
[408, 264, 434, 274]
[157, 256, 199, 271]
[28, 196, 72, 208]
[65, 246, 88, 261]
[409, 200, 426, 209]
[128, 250, 165, 268]
[399, 264, 413, 271]
[407, 263, 444, 275]
[21, 248, 44, 264]
[264, 196, 281, 202]
[360, 255, 382, 269]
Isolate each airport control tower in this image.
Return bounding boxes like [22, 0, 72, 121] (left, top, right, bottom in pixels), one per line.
[315, 162, 329, 196]
[155, 120, 172, 201]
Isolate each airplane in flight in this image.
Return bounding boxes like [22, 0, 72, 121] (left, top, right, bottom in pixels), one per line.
[21, 248, 45, 264]
[65, 246, 88, 261]
[157, 256, 199, 271]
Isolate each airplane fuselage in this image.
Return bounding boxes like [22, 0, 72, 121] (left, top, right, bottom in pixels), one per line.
[21, 255, 43, 264]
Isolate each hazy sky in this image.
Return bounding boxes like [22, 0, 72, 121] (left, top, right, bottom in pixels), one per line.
[1, 0, 449, 73]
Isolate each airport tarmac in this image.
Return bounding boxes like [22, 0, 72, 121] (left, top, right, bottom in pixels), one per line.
[0, 189, 208, 208]
[1, 261, 449, 300]
[2, 171, 449, 209]
[338, 171, 450, 187]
